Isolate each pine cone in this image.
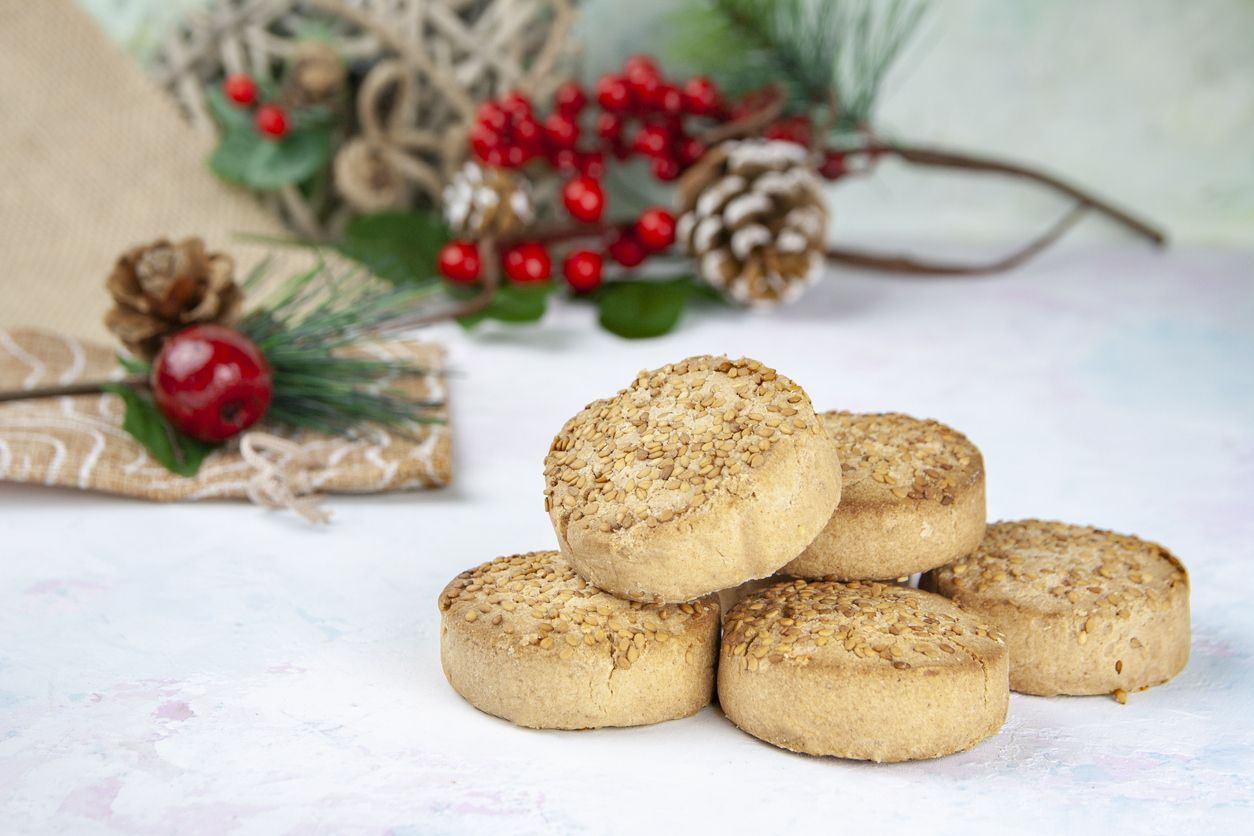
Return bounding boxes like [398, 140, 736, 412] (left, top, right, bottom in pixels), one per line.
[442, 162, 535, 238]
[281, 41, 346, 108]
[333, 138, 413, 213]
[104, 238, 242, 360]
[675, 139, 828, 307]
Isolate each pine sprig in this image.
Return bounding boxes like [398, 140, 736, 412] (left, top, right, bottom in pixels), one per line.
[672, 0, 924, 133]
[236, 262, 446, 436]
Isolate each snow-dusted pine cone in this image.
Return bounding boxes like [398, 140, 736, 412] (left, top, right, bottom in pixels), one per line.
[675, 139, 827, 307]
[442, 162, 535, 238]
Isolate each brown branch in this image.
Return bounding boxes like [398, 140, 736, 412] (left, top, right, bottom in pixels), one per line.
[376, 237, 502, 333]
[0, 376, 146, 404]
[825, 204, 1089, 276]
[700, 86, 788, 146]
[866, 141, 1167, 247]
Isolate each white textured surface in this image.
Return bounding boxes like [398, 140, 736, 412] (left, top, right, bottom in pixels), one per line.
[2, 245, 1253, 833]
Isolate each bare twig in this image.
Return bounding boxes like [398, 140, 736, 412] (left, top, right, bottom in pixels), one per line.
[825, 204, 1088, 276]
[0, 376, 146, 403]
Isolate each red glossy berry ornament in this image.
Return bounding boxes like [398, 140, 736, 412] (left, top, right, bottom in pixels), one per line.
[632, 123, 671, 158]
[819, 151, 848, 180]
[544, 113, 580, 149]
[554, 82, 588, 116]
[254, 105, 288, 139]
[561, 175, 606, 223]
[437, 241, 481, 284]
[634, 208, 677, 251]
[503, 243, 552, 283]
[151, 325, 273, 443]
[651, 157, 681, 182]
[683, 76, 720, 115]
[500, 91, 533, 120]
[223, 73, 257, 107]
[595, 74, 632, 111]
[622, 54, 659, 80]
[562, 250, 604, 293]
[607, 233, 647, 268]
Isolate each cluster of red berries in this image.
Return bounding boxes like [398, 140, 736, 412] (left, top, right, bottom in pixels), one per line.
[436, 204, 676, 293]
[222, 73, 289, 140]
[442, 55, 721, 292]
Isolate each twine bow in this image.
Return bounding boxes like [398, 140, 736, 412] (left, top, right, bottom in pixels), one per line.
[333, 59, 463, 211]
[239, 431, 331, 524]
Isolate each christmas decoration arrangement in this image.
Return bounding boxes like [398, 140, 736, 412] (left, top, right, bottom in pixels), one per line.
[438, 355, 1191, 760]
[0, 238, 454, 521]
[157, 0, 1165, 340]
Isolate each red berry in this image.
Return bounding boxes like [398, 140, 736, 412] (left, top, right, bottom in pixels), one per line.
[622, 55, 659, 80]
[632, 123, 671, 158]
[819, 151, 848, 180]
[151, 325, 272, 443]
[499, 91, 533, 120]
[554, 82, 588, 116]
[543, 112, 580, 149]
[634, 208, 676, 251]
[503, 243, 551, 283]
[576, 151, 606, 179]
[678, 136, 707, 165]
[651, 157, 681, 181]
[683, 76, 720, 115]
[254, 105, 288, 139]
[503, 144, 527, 168]
[513, 115, 542, 148]
[483, 148, 506, 168]
[562, 250, 604, 293]
[476, 101, 509, 132]
[628, 71, 662, 108]
[595, 112, 624, 142]
[549, 147, 579, 172]
[595, 74, 632, 111]
[765, 115, 813, 147]
[607, 233, 647, 268]
[223, 73, 257, 107]
[561, 175, 606, 223]
[470, 123, 504, 160]
[437, 241, 481, 284]
[656, 84, 685, 115]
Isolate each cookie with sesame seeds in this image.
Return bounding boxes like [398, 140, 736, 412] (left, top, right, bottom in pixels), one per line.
[439, 550, 720, 729]
[718, 579, 1009, 761]
[543, 355, 842, 603]
[925, 520, 1190, 697]
[784, 411, 986, 581]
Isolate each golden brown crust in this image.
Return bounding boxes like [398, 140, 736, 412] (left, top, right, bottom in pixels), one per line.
[544, 355, 841, 602]
[439, 551, 720, 728]
[786, 412, 986, 580]
[926, 520, 1190, 696]
[717, 580, 1008, 761]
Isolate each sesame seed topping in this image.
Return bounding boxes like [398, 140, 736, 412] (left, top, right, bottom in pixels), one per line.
[543, 355, 823, 532]
[722, 579, 1004, 673]
[821, 411, 982, 506]
[439, 550, 716, 667]
[932, 520, 1188, 620]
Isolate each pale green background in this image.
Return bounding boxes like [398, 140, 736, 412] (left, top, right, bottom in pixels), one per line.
[80, 0, 1254, 247]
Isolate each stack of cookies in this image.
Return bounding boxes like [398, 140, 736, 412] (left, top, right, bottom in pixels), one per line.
[438, 355, 1191, 762]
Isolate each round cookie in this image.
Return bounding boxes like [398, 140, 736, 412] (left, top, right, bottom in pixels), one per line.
[439, 550, 720, 729]
[784, 411, 985, 581]
[926, 520, 1190, 697]
[544, 355, 841, 603]
[718, 579, 1009, 762]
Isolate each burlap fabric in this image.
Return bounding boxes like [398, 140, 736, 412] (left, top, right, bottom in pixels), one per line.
[0, 328, 451, 500]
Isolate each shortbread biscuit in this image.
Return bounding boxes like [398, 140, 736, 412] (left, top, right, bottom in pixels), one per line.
[439, 550, 719, 729]
[718, 580, 1008, 761]
[785, 411, 985, 581]
[544, 355, 841, 603]
[926, 520, 1190, 696]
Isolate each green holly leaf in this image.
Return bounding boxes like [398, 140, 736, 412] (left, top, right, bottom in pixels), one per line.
[116, 354, 151, 376]
[336, 211, 451, 285]
[102, 384, 217, 477]
[205, 86, 254, 133]
[209, 123, 332, 190]
[597, 277, 702, 339]
[457, 282, 555, 328]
